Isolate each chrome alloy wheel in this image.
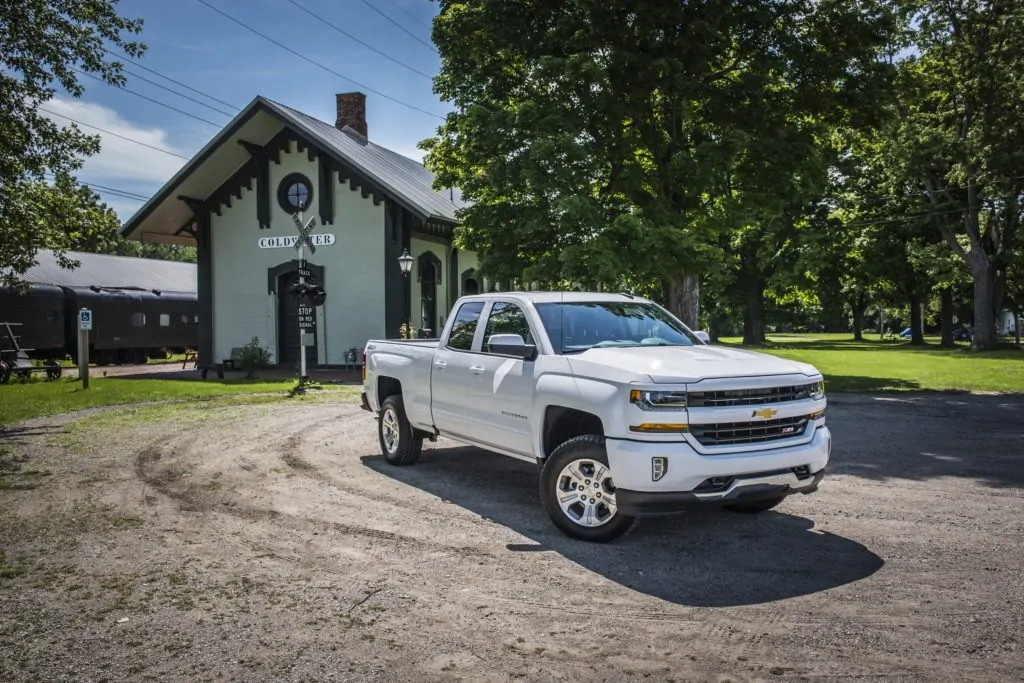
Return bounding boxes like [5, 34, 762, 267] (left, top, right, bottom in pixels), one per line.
[380, 407, 400, 455]
[555, 459, 617, 527]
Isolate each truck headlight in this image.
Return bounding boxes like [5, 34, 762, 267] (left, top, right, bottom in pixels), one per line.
[809, 380, 825, 400]
[630, 389, 687, 410]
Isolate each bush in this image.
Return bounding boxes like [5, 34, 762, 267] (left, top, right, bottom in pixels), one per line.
[237, 336, 271, 379]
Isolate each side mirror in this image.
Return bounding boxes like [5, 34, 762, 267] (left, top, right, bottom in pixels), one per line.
[487, 333, 536, 360]
[694, 330, 711, 344]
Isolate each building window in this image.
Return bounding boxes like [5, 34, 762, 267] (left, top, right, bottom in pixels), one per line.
[160, 314, 170, 327]
[132, 313, 146, 327]
[277, 173, 314, 214]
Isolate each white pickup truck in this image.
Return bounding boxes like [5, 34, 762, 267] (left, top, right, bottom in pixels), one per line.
[361, 291, 830, 543]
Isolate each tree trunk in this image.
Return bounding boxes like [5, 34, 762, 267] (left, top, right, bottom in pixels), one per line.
[1014, 309, 1021, 348]
[909, 293, 925, 345]
[851, 293, 867, 341]
[940, 288, 955, 347]
[743, 279, 766, 345]
[969, 258, 998, 350]
[666, 273, 700, 329]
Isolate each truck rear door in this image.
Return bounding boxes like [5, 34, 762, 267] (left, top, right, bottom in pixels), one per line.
[429, 299, 486, 438]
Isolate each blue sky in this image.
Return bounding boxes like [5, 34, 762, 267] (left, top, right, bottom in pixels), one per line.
[41, 0, 447, 222]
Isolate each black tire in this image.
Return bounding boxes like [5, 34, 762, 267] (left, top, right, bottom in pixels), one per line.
[539, 435, 637, 543]
[378, 395, 422, 466]
[725, 496, 786, 514]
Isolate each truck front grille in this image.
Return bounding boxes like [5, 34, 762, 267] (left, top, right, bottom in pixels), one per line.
[687, 383, 818, 407]
[690, 415, 809, 447]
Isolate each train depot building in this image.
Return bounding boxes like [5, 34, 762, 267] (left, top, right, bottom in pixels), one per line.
[121, 92, 485, 374]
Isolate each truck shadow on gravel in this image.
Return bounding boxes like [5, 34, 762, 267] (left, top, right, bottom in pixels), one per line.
[361, 447, 884, 608]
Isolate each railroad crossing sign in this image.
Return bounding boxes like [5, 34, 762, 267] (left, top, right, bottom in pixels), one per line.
[292, 211, 320, 256]
[78, 308, 92, 331]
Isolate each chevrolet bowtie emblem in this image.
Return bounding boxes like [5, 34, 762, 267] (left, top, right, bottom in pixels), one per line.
[752, 407, 778, 419]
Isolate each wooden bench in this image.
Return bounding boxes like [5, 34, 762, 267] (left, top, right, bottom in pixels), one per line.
[182, 348, 198, 369]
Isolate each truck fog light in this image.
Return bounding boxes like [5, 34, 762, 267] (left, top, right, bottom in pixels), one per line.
[652, 457, 667, 482]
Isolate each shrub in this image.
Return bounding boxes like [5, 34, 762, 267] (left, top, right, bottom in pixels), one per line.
[237, 336, 271, 379]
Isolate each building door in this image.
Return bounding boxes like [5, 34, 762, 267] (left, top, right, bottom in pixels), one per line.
[277, 270, 318, 368]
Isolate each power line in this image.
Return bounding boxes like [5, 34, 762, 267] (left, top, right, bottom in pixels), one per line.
[37, 106, 192, 160]
[283, 0, 434, 80]
[70, 66, 225, 127]
[44, 174, 150, 202]
[102, 48, 241, 111]
[359, 0, 436, 51]
[120, 65, 237, 118]
[378, 0, 435, 31]
[192, 0, 444, 120]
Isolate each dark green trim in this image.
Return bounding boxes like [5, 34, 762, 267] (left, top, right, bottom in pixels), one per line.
[318, 156, 335, 225]
[178, 195, 214, 371]
[208, 158, 257, 218]
[448, 248, 459, 315]
[238, 140, 270, 230]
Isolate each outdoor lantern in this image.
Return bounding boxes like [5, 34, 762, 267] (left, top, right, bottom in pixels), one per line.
[398, 248, 414, 276]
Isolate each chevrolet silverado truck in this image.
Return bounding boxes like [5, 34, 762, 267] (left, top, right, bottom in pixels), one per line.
[361, 292, 830, 543]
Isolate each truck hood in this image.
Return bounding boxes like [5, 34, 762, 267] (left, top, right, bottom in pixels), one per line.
[567, 345, 820, 384]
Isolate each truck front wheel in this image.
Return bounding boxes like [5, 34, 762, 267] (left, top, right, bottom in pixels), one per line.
[539, 435, 637, 543]
[378, 395, 422, 466]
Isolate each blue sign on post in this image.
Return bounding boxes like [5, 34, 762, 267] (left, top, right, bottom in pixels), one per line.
[79, 308, 92, 330]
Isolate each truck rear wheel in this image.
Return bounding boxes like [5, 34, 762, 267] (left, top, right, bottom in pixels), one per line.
[378, 395, 422, 466]
[539, 435, 637, 543]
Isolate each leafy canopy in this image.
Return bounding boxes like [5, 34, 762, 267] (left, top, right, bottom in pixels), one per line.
[0, 0, 145, 288]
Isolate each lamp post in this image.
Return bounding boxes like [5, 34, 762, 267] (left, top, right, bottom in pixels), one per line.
[398, 248, 413, 338]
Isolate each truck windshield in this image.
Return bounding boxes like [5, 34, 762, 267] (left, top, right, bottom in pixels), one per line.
[534, 301, 701, 354]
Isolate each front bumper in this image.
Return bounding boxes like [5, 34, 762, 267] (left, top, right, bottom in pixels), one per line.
[606, 425, 831, 517]
[616, 467, 825, 516]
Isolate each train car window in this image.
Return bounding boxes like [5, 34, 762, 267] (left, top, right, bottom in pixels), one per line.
[132, 313, 146, 327]
[44, 310, 59, 324]
[181, 314, 189, 324]
[160, 314, 170, 327]
[194, 315, 199, 323]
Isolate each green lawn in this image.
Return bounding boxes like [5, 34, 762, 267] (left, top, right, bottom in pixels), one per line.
[0, 376, 358, 429]
[717, 333, 1024, 393]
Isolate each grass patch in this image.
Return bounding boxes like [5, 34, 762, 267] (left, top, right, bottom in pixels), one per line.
[0, 377, 360, 429]
[717, 334, 1024, 393]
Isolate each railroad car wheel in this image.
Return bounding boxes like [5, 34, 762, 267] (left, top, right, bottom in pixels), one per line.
[0, 361, 9, 384]
[44, 360, 62, 381]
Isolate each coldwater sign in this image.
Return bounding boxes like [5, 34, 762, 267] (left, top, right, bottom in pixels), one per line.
[258, 234, 336, 249]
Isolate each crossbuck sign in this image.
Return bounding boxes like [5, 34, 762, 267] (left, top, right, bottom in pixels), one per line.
[293, 212, 320, 255]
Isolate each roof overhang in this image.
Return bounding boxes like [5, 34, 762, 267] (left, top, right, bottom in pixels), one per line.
[121, 97, 287, 244]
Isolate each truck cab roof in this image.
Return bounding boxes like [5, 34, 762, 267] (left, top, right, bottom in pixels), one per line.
[456, 291, 651, 305]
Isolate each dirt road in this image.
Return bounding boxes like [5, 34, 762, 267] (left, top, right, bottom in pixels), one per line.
[1, 392, 1021, 682]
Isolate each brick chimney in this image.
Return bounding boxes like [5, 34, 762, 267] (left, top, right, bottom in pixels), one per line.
[335, 92, 367, 138]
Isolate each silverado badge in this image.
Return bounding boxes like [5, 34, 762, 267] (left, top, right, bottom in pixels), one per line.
[752, 407, 778, 419]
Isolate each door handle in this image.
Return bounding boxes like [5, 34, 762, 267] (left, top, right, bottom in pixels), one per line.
[434, 360, 447, 369]
[470, 365, 485, 374]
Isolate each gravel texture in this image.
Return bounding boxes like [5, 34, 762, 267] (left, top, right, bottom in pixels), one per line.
[0, 391, 1021, 682]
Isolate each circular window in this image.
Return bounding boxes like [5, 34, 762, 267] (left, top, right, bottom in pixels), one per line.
[277, 173, 314, 213]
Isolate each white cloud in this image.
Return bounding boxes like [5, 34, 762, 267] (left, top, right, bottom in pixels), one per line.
[39, 97, 188, 185]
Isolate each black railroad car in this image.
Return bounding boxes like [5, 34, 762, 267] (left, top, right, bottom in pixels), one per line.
[0, 283, 67, 360]
[64, 287, 198, 365]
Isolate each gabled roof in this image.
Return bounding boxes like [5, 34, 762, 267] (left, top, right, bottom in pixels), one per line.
[120, 95, 465, 243]
[6, 250, 196, 293]
[269, 99, 466, 222]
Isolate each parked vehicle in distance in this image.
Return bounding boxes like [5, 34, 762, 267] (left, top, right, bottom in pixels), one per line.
[361, 292, 831, 543]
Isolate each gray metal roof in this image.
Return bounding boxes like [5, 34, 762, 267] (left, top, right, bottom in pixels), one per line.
[267, 98, 467, 222]
[11, 250, 196, 294]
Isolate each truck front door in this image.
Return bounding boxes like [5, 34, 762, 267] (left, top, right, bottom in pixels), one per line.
[464, 300, 538, 456]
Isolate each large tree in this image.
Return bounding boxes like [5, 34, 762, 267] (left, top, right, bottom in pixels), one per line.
[892, 0, 1024, 350]
[422, 0, 897, 328]
[1, 0, 145, 288]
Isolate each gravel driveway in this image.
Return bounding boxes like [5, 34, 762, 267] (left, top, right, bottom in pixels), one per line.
[0, 391, 1021, 682]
